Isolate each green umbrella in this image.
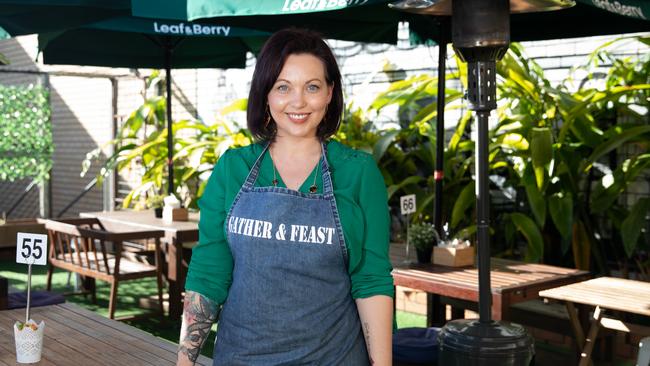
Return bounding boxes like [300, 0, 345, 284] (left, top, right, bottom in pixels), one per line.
[131, 0, 649, 43]
[133, 0, 419, 44]
[39, 16, 270, 195]
[39, 16, 269, 69]
[0, 0, 130, 36]
[133, 0, 395, 21]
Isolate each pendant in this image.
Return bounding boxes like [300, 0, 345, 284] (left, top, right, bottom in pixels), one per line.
[272, 179, 278, 186]
[309, 185, 317, 193]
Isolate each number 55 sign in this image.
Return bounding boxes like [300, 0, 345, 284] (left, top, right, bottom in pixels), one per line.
[16, 233, 48, 265]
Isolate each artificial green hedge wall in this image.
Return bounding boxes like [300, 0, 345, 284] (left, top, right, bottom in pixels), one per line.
[0, 84, 52, 182]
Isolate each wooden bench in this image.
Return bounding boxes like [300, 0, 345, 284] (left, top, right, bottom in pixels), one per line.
[43, 218, 166, 319]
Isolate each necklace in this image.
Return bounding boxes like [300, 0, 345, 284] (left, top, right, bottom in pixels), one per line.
[269, 149, 320, 193]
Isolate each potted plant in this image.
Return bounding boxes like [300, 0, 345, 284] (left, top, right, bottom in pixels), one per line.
[146, 194, 165, 218]
[409, 222, 439, 264]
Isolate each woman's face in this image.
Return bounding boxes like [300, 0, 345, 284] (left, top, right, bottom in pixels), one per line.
[267, 53, 333, 140]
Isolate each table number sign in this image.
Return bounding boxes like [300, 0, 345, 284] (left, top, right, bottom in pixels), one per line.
[400, 194, 416, 216]
[16, 233, 48, 266]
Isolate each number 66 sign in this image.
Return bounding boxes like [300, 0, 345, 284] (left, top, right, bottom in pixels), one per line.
[400, 194, 416, 216]
[16, 233, 48, 266]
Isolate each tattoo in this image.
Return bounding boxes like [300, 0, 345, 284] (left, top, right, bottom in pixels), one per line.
[363, 322, 374, 365]
[179, 291, 219, 363]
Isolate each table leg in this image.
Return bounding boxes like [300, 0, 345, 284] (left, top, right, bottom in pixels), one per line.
[166, 239, 183, 320]
[82, 276, 96, 304]
[427, 294, 446, 327]
[566, 301, 586, 349]
[450, 306, 464, 320]
[491, 293, 506, 321]
[578, 306, 603, 366]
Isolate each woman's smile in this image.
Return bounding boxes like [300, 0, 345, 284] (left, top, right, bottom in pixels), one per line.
[287, 112, 310, 123]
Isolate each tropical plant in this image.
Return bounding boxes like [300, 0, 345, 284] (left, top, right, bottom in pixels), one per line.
[370, 37, 650, 274]
[493, 37, 650, 272]
[82, 73, 251, 210]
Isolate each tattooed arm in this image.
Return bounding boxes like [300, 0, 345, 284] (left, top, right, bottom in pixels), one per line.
[177, 291, 220, 366]
[355, 295, 393, 366]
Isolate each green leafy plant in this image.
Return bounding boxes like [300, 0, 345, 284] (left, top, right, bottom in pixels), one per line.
[366, 37, 649, 274]
[0, 84, 52, 182]
[409, 222, 439, 250]
[82, 74, 252, 210]
[145, 194, 165, 209]
[494, 36, 650, 271]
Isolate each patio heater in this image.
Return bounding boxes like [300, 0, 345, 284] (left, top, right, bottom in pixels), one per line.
[392, 0, 574, 364]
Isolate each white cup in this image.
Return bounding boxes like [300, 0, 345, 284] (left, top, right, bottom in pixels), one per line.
[14, 320, 45, 364]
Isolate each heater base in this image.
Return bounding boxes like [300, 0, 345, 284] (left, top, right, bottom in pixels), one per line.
[438, 319, 534, 365]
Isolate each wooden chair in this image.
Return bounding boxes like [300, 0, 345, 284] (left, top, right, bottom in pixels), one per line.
[43, 218, 165, 319]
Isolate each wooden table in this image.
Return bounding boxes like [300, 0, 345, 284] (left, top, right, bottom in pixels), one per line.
[80, 210, 199, 319]
[0, 303, 212, 365]
[390, 243, 590, 324]
[539, 277, 650, 366]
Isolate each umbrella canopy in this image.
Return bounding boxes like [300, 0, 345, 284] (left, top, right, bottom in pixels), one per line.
[0, 0, 130, 36]
[132, 0, 649, 43]
[133, 0, 436, 44]
[39, 16, 271, 195]
[39, 16, 269, 69]
[133, 0, 393, 20]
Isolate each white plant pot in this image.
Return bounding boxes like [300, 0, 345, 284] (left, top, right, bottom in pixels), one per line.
[14, 320, 45, 364]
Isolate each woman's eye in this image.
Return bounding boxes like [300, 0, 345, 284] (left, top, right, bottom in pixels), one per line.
[276, 85, 289, 92]
[307, 84, 320, 92]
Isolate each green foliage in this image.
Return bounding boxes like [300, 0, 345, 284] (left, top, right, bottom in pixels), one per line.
[145, 194, 165, 209]
[367, 36, 649, 270]
[82, 75, 251, 210]
[0, 84, 52, 182]
[409, 222, 439, 250]
[494, 36, 650, 269]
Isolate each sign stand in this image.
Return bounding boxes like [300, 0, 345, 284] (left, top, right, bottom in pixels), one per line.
[14, 232, 48, 364]
[26, 262, 32, 324]
[400, 194, 416, 264]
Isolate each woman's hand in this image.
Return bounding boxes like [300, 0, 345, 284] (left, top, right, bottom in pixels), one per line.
[177, 291, 220, 366]
[355, 295, 393, 366]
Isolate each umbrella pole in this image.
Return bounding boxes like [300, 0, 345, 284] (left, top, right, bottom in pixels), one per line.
[434, 24, 449, 239]
[165, 41, 174, 196]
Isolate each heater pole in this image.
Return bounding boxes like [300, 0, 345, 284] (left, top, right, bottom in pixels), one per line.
[476, 110, 492, 322]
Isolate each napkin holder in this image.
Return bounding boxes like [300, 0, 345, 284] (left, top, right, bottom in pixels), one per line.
[433, 244, 475, 267]
[162, 195, 188, 223]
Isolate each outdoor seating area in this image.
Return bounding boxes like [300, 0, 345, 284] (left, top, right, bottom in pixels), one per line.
[1, 0, 649, 365]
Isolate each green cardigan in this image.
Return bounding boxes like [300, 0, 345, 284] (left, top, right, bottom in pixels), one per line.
[185, 140, 394, 304]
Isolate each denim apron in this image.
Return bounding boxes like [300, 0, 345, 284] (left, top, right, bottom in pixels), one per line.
[212, 143, 369, 366]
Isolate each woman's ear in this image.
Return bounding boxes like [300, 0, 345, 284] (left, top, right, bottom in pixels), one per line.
[327, 83, 334, 103]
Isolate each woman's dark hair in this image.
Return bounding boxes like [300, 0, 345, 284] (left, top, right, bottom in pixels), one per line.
[247, 28, 343, 141]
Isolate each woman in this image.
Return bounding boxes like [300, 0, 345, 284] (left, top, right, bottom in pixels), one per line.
[177, 28, 393, 366]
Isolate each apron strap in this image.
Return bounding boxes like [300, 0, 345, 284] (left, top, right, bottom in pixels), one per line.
[241, 142, 271, 191]
[320, 142, 335, 198]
